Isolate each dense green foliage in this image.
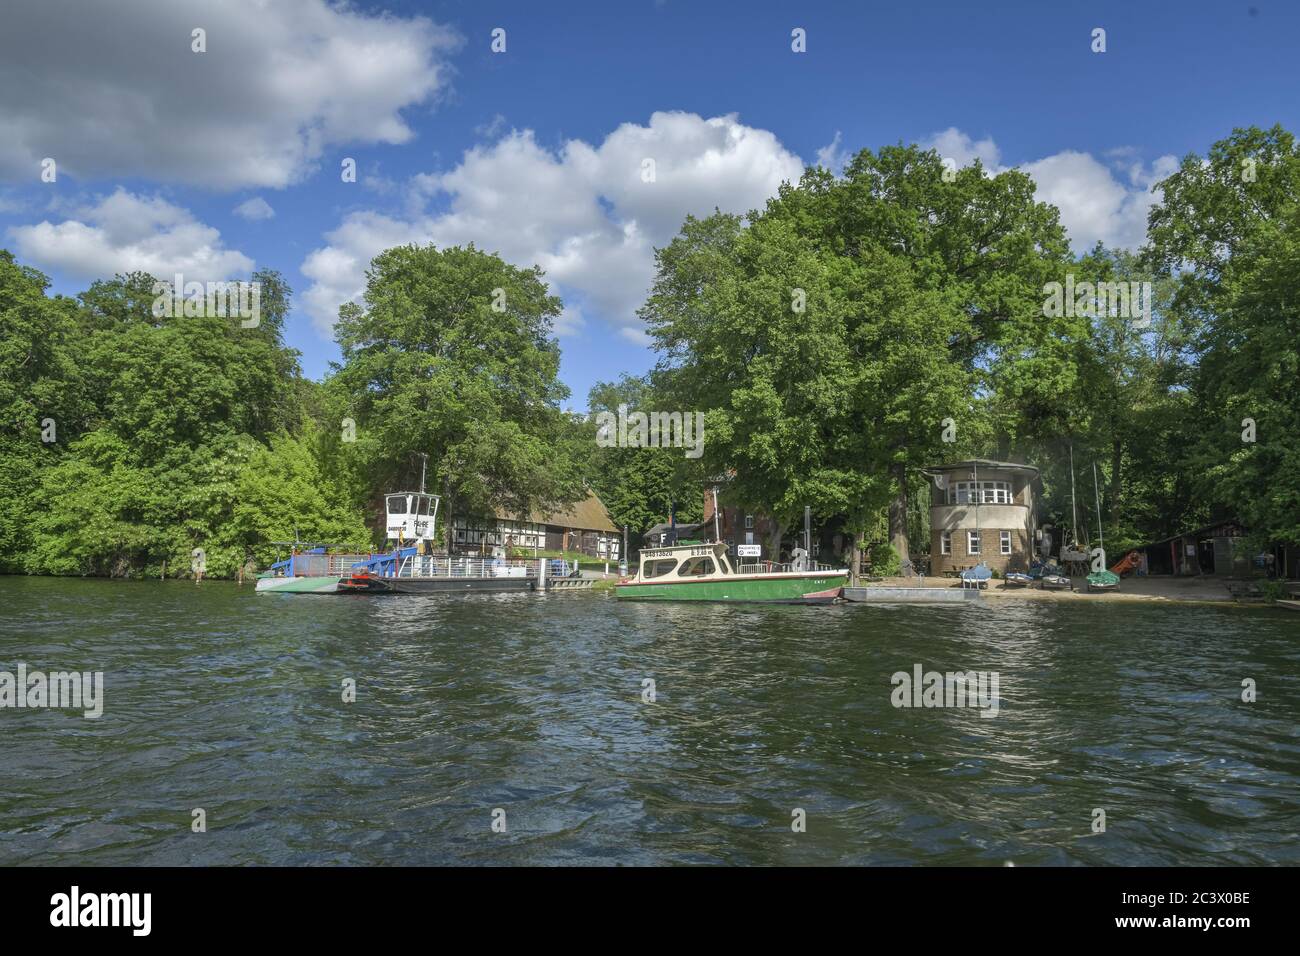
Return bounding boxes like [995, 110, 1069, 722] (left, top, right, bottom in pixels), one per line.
[582, 374, 703, 538]
[1145, 126, 1300, 548]
[0, 244, 589, 577]
[639, 147, 1078, 560]
[1, 126, 1295, 578]
[321, 244, 587, 547]
[641, 127, 1300, 558]
[0, 256, 365, 577]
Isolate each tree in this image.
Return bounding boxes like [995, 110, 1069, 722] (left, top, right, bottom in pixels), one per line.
[326, 244, 585, 548]
[641, 146, 1075, 568]
[0, 252, 84, 571]
[1146, 125, 1300, 548]
[0, 254, 361, 578]
[585, 374, 703, 551]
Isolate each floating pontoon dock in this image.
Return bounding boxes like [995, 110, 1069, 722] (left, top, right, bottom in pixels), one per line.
[841, 586, 982, 604]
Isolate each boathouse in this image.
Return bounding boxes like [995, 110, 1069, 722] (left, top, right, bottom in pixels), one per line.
[453, 490, 621, 559]
[924, 460, 1040, 576]
[1131, 520, 1288, 577]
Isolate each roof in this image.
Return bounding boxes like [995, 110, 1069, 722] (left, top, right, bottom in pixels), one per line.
[492, 490, 619, 533]
[923, 459, 1040, 475]
[645, 521, 706, 536]
[1140, 519, 1244, 548]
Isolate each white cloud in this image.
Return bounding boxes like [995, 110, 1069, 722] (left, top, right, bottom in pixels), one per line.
[924, 127, 1002, 171]
[233, 197, 275, 221]
[474, 114, 508, 140]
[0, 0, 460, 189]
[815, 131, 850, 173]
[1020, 151, 1177, 252]
[7, 188, 252, 281]
[300, 116, 1177, 344]
[923, 128, 1175, 251]
[301, 111, 806, 338]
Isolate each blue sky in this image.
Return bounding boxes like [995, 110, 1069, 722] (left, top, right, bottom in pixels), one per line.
[1, 0, 1296, 407]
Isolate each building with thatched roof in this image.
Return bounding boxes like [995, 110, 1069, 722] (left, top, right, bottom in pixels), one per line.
[451, 490, 621, 559]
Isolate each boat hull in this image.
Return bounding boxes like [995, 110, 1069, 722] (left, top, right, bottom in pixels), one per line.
[371, 576, 536, 594]
[616, 573, 846, 604]
[255, 575, 345, 594]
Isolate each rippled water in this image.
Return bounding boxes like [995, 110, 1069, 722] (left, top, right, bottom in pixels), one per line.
[1, 577, 1297, 865]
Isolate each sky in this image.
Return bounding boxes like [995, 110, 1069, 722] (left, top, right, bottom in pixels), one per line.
[1, 0, 1296, 408]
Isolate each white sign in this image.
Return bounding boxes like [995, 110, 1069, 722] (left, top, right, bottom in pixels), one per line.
[737, 545, 761, 557]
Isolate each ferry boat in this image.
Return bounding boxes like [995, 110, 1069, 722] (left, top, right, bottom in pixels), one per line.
[615, 541, 847, 604]
[256, 490, 543, 594]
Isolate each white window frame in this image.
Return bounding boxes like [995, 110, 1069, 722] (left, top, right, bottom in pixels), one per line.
[949, 480, 1011, 505]
[967, 531, 981, 555]
[940, 531, 951, 555]
[1000, 530, 1012, 555]
[744, 514, 754, 529]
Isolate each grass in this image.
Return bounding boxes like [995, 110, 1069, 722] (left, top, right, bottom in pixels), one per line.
[507, 548, 621, 570]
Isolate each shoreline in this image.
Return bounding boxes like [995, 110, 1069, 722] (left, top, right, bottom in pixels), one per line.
[868, 574, 1280, 608]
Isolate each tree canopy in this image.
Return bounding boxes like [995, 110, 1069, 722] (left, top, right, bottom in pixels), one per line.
[1, 125, 1296, 578]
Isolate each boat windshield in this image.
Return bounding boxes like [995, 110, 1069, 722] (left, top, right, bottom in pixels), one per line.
[643, 559, 679, 579]
[386, 496, 407, 514]
[676, 556, 715, 577]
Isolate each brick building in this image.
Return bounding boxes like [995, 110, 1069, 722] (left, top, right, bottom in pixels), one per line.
[925, 460, 1040, 575]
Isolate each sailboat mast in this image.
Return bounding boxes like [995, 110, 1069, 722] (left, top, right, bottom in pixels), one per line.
[1069, 445, 1078, 550]
[1092, 460, 1105, 558]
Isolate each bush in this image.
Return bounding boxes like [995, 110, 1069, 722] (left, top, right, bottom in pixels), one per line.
[868, 541, 901, 576]
[1257, 579, 1287, 603]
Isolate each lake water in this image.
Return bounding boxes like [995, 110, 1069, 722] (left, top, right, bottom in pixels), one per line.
[1, 577, 1297, 865]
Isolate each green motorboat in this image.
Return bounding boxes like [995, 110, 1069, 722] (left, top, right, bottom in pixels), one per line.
[616, 541, 847, 604]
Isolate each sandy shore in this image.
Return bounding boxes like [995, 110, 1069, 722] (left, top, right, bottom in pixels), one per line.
[868, 574, 1263, 606]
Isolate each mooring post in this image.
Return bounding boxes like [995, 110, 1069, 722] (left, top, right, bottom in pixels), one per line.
[538, 556, 547, 591]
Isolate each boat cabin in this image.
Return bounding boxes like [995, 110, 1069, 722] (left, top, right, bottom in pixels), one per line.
[385, 492, 440, 544]
[632, 542, 736, 581]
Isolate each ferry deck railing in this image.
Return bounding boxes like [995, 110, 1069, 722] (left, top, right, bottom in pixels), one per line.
[735, 560, 841, 574]
[394, 556, 540, 579]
